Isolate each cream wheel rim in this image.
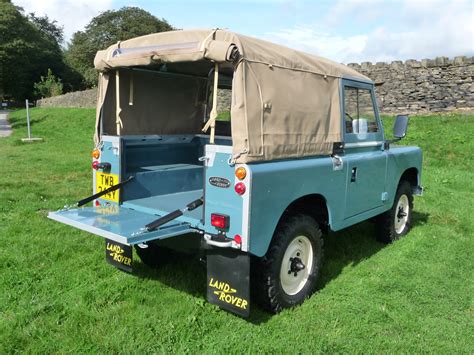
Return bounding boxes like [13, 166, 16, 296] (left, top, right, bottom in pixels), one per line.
[280, 235, 313, 295]
[394, 194, 409, 234]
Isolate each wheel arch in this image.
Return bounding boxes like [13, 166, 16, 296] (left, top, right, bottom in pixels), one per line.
[399, 167, 419, 188]
[275, 194, 331, 235]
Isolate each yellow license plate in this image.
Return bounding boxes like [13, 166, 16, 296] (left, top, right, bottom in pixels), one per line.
[96, 172, 120, 202]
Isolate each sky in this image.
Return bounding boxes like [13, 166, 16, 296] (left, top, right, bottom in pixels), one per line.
[13, 0, 474, 64]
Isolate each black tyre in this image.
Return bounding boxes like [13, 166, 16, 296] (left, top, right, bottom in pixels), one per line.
[376, 181, 413, 243]
[134, 243, 176, 268]
[255, 214, 324, 313]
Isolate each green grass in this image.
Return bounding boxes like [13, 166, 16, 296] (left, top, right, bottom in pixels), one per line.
[1, 108, 473, 353]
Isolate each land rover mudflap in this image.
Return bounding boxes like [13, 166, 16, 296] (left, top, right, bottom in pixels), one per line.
[206, 248, 250, 317]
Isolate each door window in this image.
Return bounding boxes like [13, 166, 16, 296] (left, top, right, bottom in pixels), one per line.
[344, 87, 378, 135]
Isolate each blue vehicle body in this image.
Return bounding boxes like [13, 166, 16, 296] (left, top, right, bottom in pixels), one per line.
[48, 73, 422, 316]
[49, 75, 423, 255]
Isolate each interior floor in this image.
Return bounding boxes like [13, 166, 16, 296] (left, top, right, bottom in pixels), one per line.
[122, 189, 204, 224]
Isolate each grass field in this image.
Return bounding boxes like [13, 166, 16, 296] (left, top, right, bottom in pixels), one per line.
[0, 108, 473, 353]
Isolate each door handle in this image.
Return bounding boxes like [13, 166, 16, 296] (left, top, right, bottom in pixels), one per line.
[351, 167, 357, 182]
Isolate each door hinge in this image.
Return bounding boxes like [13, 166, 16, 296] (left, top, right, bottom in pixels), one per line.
[331, 155, 344, 171]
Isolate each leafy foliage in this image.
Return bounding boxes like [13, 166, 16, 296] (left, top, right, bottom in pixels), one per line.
[34, 69, 63, 98]
[66, 7, 173, 87]
[27, 13, 64, 45]
[0, 2, 71, 100]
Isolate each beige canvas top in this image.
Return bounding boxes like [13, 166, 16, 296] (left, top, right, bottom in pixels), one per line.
[94, 29, 371, 163]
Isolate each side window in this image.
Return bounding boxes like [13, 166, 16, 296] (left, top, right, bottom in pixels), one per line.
[344, 86, 378, 134]
[204, 73, 232, 136]
[216, 87, 231, 122]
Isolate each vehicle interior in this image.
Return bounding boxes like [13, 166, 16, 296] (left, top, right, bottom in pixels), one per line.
[99, 62, 233, 221]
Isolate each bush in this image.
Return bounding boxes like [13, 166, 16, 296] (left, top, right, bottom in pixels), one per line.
[34, 69, 63, 98]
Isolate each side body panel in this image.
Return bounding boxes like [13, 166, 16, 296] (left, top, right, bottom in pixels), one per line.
[246, 145, 422, 257]
[248, 156, 346, 257]
[385, 145, 423, 206]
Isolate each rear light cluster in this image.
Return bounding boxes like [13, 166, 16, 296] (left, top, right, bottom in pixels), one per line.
[234, 167, 247, 195]
[211, 213, 229, 230]
[92, 149, 100, 170]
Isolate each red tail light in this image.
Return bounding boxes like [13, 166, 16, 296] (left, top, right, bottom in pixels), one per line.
[234, 182, 246, 195]
[92, 161, 99, 170]
[211, 213, 229, 229]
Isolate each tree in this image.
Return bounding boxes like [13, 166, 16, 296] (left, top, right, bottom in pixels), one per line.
[66, 7, 173, 87]
[0, 2, 66, 100]
[28, 13, 64, 45]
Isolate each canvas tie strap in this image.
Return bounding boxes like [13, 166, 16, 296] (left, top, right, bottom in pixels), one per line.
[202, 63, 219, 143]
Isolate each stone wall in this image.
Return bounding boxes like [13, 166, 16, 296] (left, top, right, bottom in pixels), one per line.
[348, 56, 474, 114]
[36, 89, 96, 108]
[36, 87, 233, 112]
[37, 56, 474, 114]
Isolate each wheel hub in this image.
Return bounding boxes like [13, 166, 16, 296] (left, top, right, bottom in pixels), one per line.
[288, 257, 306, 276]
[397, 207, 407, 219]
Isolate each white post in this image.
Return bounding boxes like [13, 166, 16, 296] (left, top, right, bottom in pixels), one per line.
[116, 71, 122, 135]
[25, 99, 31, 139]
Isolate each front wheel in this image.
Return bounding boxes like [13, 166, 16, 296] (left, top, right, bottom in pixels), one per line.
[255, 215, 324, 313]
[376, 181, 414, 243]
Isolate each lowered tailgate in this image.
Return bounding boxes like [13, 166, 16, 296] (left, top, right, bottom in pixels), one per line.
[48, 205, 196, 245]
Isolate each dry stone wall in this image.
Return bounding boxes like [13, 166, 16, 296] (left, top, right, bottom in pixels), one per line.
[36, 88, 97, 108]
[36, 87, 233, 112]
[37, 56, 474, 114]
[348, 56, 474, 114]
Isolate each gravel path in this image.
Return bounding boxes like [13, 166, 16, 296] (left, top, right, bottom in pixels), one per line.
[0, 111, 12, 137]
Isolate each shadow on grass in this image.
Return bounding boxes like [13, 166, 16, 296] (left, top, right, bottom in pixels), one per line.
[9, 114, 48, 129]
[132, 211, 430, 324]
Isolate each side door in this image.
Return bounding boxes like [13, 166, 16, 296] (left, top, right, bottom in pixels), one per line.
[341, 79, 387, 218]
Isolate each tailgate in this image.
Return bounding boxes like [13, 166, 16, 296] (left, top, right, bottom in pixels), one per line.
[48, 205, 196, 245]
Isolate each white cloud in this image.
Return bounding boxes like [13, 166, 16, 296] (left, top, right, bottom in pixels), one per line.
[266, 0, 474, 63]
[265, 26, 368, 63]
[14, 0, 113, 43]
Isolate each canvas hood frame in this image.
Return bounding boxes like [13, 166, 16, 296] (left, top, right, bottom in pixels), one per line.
[94, 29, 371, 163]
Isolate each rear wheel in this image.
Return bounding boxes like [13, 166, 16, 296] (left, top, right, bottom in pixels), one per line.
[255, 214, 323, 313]
[376, 181, 413, 243]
